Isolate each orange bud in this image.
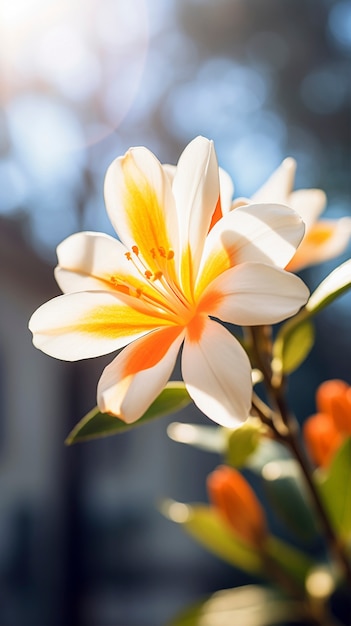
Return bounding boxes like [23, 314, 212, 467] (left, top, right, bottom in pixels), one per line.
[329, 387, 351, 435]
[316, 379, 349, 415]
[303, 412, 342, 468]
[207, 465, 267, 548]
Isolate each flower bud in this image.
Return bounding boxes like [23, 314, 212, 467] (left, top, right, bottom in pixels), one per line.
[316, 379, 349, 416]
[303, 412, 342, 468]
[330, 389, 351, 434]
[207, 465, 267, 548]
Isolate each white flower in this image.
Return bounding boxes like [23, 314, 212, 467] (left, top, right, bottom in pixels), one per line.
[247, 158, 351, 272]
[29, 137, 309, 427]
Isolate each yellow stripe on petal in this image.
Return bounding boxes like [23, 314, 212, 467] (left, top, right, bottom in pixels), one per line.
[305, 222, 336, 245]
[121, 151, 178, 278]
[29, 291, 178, 361]
[78, 302, 174, 339]
[180, 243, 196, 304]
[195, 244, 233, 300]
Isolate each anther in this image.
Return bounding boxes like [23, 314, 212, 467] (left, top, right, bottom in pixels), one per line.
[145, 270, 152, 279]
[158, 246, 166, 257]
[132, 245, 139, 256]
[125, 252, 132, 260]
[150, 248, 156, 259]
[167, 249, 174, 260]
[153, 271, 163, 281]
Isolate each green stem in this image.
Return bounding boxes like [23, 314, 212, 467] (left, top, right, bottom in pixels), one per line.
[249, 325, 351, 588]
[270, 382, 351, 587]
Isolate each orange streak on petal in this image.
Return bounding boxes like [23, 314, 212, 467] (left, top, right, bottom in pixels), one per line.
[305, 222, 336, 245]
[123, 325, 183, 376]
[186, 313, 206, 343]
[198, 288, 225, 315]
[208, 196, 222, 231]
[286, 222, 338, 272]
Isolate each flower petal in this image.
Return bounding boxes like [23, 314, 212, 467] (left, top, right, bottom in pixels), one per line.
[29, 291, 174, 361]
[97, 326, 184, 423]
[208, 167, 235, 231]
[182, 318, 252, 427]
[219, 167, 235, 214]
[196, 203, 305, 297]
[104, 146, 179, 276]
[288, 189, 327, 231]
[55, 231, 150, 295]
[251, 157, 296, 203]
[172, 136, 220, 295]
[199, 263, 309, 326]
[287, 217, 351, 273]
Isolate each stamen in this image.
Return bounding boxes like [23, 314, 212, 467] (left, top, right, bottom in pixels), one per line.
[153, 271, 163, 281]
[123, 242, 191, 317]
[110, 276, 130, 295]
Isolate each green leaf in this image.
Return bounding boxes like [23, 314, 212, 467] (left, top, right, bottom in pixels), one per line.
[273, 259, 351, 376]
[161, 500, 263, 574]
[318, 437, 351, 540]
[273, 318, 315, 375]
[168, 585, 302, 626]
[265, 536, 314, 588]
[306, 258, 351, 316]
[65, 382, 191, 444]
[225, 419, 263, 468]
[261, 458, 319, 542]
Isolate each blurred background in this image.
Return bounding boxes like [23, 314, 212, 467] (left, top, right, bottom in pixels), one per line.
[0, 0, 350, 624]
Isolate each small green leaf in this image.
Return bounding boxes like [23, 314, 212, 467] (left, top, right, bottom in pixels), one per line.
[65, 382, 191, 444]
[225, 419, 263, 468]
[273, 259, 351, 377]
[306, 259, 351, 316]
[273, 318, 315, 375]
[161, 500, 262, 574]
[318, 437, 351, 540]
[168, 585, 301, 626]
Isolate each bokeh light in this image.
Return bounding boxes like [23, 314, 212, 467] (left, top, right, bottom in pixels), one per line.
[0, 0, 149, 147]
